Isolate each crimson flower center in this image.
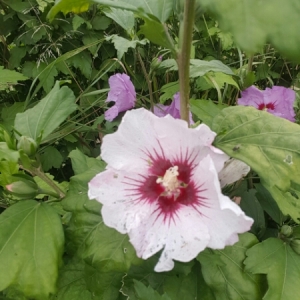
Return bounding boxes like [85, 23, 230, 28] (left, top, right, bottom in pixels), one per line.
[258, 102, 275, 110]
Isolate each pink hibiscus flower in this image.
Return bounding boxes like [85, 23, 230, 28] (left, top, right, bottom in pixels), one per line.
[88, 108, 253, 272]
[238, 85, 296, 122]
[153, 92, 194, 124]
[105, 73, 136, 121]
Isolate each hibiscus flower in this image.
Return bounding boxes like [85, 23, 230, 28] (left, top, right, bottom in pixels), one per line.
[238, 85, 296, 122]
[154, 92, 194, 124]
[88, 108, 253, 272]
[105, 73, 136, 121]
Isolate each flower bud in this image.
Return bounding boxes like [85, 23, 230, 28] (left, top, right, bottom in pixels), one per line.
[291, 239, 300, 255]
[6, 180, 39, 199]
[17, 136, 38, 157]
[150, 56, 163, 73]
[280, 225, 293, 237]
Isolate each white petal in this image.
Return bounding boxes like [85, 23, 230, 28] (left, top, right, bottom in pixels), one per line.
[153, 207, 210, 272]
[88, 168, 152, 234]
[190, 156, 253, 249]
[101, 108, 227, 173]
[102, 198, 152, 235]
[194, 123, 229, 172]
[218, 158, 250, 187]
[128, 206, 210, 272]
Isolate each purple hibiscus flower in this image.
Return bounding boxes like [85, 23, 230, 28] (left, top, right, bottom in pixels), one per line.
[154, 92, 194, 124]
[105, 73, 136, 121]
[238, 85, 296, 122]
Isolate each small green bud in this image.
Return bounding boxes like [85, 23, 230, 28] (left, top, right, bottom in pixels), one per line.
[6, 174, 39, 199]
[17, 136, 38, 157]
[280, 225, 293, 237]
[150, 56, 163, 74]
[291, 239, 300, 255]
[6, 180, 39, 199]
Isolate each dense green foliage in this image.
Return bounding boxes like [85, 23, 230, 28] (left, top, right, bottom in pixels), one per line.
[1, 0, 300, 299]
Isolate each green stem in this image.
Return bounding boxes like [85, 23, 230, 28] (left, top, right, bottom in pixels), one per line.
[33, 167, 65, 199]
[38, 188, 61, 199]
[22, 165, 66, 199]
[248, 55, 254, 72]
[177, 0, 196, 125]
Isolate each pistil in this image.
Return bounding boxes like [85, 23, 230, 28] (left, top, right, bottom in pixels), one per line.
[156, 166, 186, 198]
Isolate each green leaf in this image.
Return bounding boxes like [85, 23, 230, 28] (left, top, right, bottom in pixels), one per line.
[36, 0, 54, 12]
[25, 42, 103, 106]
[1, 102, 24, 131]
[106, 35, 148, 60]
[138, 15, 175, 51]
[8, 46, 27, 69]
[84, 262, 124, 299]
[91, 15, 112, 30]
[68, 51, 92, 78]
[23, 61, 58, 93]
[212, 106, 300, 221]
[0, 66, 28, 90]
[82, 31, 104, 55]
[83, 217, 141, 272]
[47, 0, 91, 21]
[190, 99, 227, 127]
[157, 59, 177, 72]
[122, 258, 203, 300]
[255, 183, 284, 225]
[62, 171, 101, 213]
[14, 81, 77, 142]
[64, 210, 100, 257]
[68, 148, 106, 175]
[205, 72, 239, 89]
[104, 8, 134, 33]
[52, 258, 93, 300]
[36, 64, 58, 93]
[163, 263, 215, 300]
[240, 189, 265, 238]
[53, 258, 123, 300]
[62, 149, 105, 214]
[199, 0, 300, 62]
[62, 156, 105, 253]
[72, 14, 85, 30]
[190, 59, 234, 78]
[3, 0, 32, 12]
[243, 71, 256, 89]
[159, 82, 179, 104]
[0, 143, 19, 162]
[133, 280, 171, 300]
[0, 200, 64, 299]
[217, 31, 234, 50]
[22, 61, 35, 78]
[2, 286, 28, 300]
[245, 238, 300, 300]
[48, 0, 173, 23]
[197, 233, 264, 300]
[156, 59, 234, 78]
[0, 161, 19, 186]
[40, 146, 64, 171]
[129, 0, 173, 22]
